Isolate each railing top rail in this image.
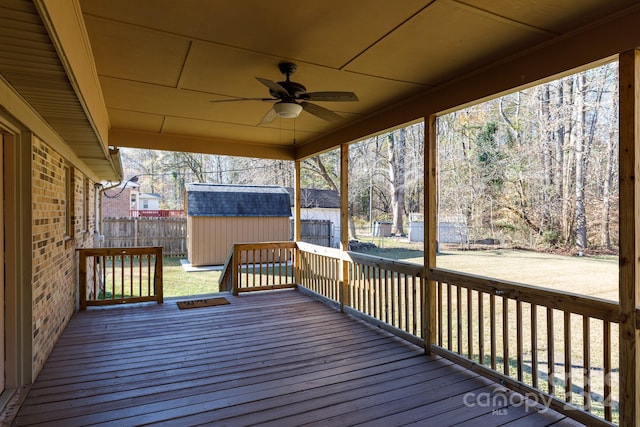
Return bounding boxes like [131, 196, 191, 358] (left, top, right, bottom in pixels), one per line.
[346, 251, 424, 276]
[233, 241, 298, 251]
[430, 267, 620, 323]
[297, 241, 342, 259]
[296, 241, 424, 276]
[77, 247, 163, 256]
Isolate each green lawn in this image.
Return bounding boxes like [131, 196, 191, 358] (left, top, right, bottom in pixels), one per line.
[435, 248, 618, 301]
[162, 257, 221, 297]
[354, 236, 619, 301]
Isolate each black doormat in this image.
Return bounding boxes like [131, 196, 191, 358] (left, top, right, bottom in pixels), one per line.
[177, 297, 230, 310]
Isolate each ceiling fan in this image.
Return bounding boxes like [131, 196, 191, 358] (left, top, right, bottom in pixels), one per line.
[211, 62, 358, 126]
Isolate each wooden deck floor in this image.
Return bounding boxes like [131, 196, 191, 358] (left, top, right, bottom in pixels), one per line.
[13, 289, 586, 426]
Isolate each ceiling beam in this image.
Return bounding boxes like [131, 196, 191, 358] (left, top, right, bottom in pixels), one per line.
[110, 128, 296, 160]
[296, 4, 640, 160]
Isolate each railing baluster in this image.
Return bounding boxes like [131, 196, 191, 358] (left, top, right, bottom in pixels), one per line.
[447, 283, 453, 351]
[490, 293, 496, 370]
[503, 297, 509, 376]
[92, 256, 97, 300]
[394, 272, 399, 328]
[603, 321, 612, 422]
[377, 268, 382, 320]
[516, 300, 523, 381]
[380, 269, 389, 323]
[437, 281, 443, 347]
[353, 263, 358, 311]
[531, 304, 538, 388]
[583, 315, 591, 412]
[564, 311, 572, 404]
[258, 249, 263, 287]
[145, 254, 150, 297]
[312, 253, 317, 290]
[403, 274, 408, 333]
[355, 263, 360, 311]
[278, 248, 282, 284]
[365, 265, 371, 315]
[119, 254, 124, 300]
[456, 284, 462, 354]
[478, 291, 484, 364]
[243, 250, 248, 288]
[413, 275, 418, 336]
[467, 288, 473, 360]
[327, 256, 332, 297]
[547, 307, 555, 395]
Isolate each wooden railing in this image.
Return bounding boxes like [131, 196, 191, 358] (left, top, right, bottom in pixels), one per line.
[221, 241, 620, 426]
[227, 241, 425, 346]
[344, 251, 424, 347]
[78, 247, 163, 310]
[430, 268, 619, 427]
[296, 242, 342, 303]
[218, 247, 235, 293]
[229, 242, 297, 295]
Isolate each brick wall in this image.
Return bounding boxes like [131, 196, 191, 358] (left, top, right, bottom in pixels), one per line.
[31, 137, 95, 377]
[102, 187, 133, 218]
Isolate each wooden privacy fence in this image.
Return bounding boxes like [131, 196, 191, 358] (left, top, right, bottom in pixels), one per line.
[102, 217, 186, 256]
[291, 219, 333, 247]
[221, 240, 623, 427]
[78, 247, 163, 310]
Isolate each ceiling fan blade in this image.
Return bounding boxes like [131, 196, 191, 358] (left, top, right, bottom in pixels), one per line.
[304, 91, 359, 102]
[210, 97, 275, 103]
[300, 102, 342, 122]
[257, 108, 278, 126]
[256, 77, 289, 97]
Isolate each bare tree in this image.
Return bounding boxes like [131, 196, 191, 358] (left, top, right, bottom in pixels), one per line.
[387, 129, 406, 235]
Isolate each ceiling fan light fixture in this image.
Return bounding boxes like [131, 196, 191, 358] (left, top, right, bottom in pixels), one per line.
[273, 101, 302, 118]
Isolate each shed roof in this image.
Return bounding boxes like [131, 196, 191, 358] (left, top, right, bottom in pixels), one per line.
[286, 188, 341, 209]
[185, 183, 291, 217]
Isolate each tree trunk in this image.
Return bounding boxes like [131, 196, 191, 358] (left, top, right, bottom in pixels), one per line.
[561, 77, 576, 244]
[310, 155, 358, 239]
[575, 75, 587, 250]
[601, 130, 615, 249]
[387, 129, 406, 235]
[540, 86, 553, 231]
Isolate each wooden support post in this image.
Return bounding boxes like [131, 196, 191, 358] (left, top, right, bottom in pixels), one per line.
[294, 160, 302, 284]
[619, 48, 640, 427]
[78, 250, 87, 311]
[294, 160, 302, 242]
[232, 244, 239, 296]
[340, 143, 350, 312]
[154, 247, 163, 304]
[424, 115, 437, 354]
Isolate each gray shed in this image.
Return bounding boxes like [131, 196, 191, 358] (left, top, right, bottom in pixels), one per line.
[186, 183, 291, 266]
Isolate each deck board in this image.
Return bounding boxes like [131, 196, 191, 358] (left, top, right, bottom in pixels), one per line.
[13, 289, 587, 426]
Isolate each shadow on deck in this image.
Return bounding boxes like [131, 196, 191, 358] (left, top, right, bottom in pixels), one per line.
[13, 290, 585, 426]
